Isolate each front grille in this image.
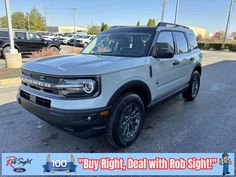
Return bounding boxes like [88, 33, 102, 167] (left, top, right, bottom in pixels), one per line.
[21, 70, 60, 95]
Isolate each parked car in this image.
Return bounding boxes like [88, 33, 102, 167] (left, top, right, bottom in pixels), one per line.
[17, 23, 202, 147]
[0, 30, 60, 59]
[59, 34, 75, 45]
[67, 35, 84, 46]
[68, 35, 95, 47]
[75, 35, 96, 47]
[42, 33, 64, 41]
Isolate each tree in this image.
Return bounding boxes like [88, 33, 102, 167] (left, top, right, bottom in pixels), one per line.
[147, 19, 156, 26]
[101, 22, 108, 32]
[232, 32, 236, 40]
[0, 13, 26, 29]
[12, 12, 26, 29]
[0, 16, 7, 28]
[136, 21, 140, 26]
[152, 18, 157, 26]
[28, 7, 46, 31]
[88, 25, 99, 35]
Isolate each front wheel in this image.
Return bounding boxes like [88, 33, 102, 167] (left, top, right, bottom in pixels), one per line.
[182, 71, 200, 101]
[106, 93, 145, 147]
[2, 46, 11, 59]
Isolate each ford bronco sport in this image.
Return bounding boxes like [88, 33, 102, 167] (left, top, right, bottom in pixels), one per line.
[17, 22, 202, 147]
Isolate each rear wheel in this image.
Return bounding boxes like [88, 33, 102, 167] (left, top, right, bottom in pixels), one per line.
[106, 93, 145, 147]
[49, 46, 59, 55]
[182, 71, 200, 101]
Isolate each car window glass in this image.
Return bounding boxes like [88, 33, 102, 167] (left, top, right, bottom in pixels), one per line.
[15, 32, 27, 39]
[187, 33, 198, 50]
[174, 32, 188, 53]
[0, 31, 9, 38]
[82, 32, 152, 57]
[156, 31, 174, 51]
[29, 33, 41, 40]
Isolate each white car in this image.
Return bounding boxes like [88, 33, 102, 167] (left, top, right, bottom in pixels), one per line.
[75, 35, 96, 47]
[59, 34, 75, 44]
[18, 23, 202, 147]
[59, 33, 87, 45]
[42, 33, 63, 41]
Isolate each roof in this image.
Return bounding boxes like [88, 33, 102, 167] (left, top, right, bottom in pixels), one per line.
[102, 26, 157, 35]
[103, 22, 194, 35]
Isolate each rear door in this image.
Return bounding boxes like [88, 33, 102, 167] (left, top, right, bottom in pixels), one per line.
[27, 32, 47, 52]
[173, 31, 193, 85]
[14, 32, 29, 52]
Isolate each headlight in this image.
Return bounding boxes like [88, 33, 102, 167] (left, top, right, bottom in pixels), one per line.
[57, 79, 99, 97]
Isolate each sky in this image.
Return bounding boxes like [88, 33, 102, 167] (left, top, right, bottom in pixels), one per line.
[0, 0, 236, 33]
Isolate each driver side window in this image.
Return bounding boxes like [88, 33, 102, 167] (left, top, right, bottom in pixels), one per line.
[156, 31, 174, 52]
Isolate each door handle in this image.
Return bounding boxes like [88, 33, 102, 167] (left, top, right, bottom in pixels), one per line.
[173, 60, 180, 65]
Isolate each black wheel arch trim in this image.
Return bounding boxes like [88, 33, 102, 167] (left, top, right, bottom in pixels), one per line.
[2, 43, 20, 52]
[193, 63, 202, 76]
[107, 80, 152, 108]
[48, 44, 61, 50]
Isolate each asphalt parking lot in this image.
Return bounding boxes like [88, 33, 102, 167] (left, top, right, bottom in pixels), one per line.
[0, 51, 236, 155]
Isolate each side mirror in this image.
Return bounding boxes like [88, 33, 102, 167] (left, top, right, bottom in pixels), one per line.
[157, 48, 174, 58]
[151, 44, 174, 59]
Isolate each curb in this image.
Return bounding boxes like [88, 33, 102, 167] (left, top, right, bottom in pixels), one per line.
[0, 77, 21, 88]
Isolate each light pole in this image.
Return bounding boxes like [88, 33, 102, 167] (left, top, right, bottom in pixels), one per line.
[174, 0, 179, 24]
[4, 0, 22, 68]
[161, 0, 166, 22]
[4, 0, 17, 53]
[72, 8, 76, 33]
[223, 0, 235, 47]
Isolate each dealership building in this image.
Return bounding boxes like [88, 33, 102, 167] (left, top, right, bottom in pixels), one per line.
[47, 26, 88, 33]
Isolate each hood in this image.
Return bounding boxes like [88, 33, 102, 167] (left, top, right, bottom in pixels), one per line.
[22, 54, 147, 76]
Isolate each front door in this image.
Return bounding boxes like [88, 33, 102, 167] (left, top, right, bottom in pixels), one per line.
[151, 31, 187, 100]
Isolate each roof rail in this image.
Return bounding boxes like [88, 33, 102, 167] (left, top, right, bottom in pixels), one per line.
[109, 26, 129, 29]
[157, 22, 189, 29]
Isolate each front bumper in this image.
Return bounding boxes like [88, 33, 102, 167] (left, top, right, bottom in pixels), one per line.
[17, 90, 111, 137]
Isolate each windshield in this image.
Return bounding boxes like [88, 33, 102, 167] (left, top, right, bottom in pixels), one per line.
[81, 32, 152, 57]
[49, 33, 54, 36]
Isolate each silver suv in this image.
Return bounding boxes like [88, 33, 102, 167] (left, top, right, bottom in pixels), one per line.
[17, 23, 202, 147]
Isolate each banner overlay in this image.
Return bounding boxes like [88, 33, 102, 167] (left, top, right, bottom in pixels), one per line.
[1, 153, 234, 176]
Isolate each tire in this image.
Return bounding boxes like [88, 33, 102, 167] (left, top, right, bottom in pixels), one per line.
[83, 42, 88, 48]
[49, 46, 59, 55]
[106, 93, 145, 147]
[182, 71, 200, 101]
[2, 46, 11, 59]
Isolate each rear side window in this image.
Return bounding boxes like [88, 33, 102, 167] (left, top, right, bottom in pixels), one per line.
[0, 31, 9, 38]
[156, 31, 174, 51]
[174, 32, 188, 53]
[187, 33, 198, 50]
[15, 32, 27, 39]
